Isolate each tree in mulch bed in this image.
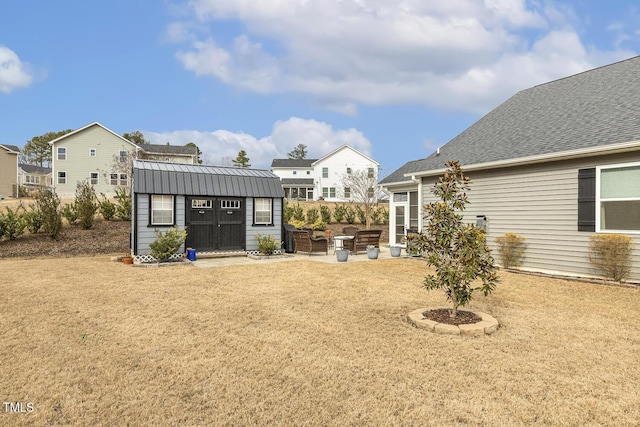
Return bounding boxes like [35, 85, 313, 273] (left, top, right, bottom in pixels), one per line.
[149, 227, 187, 262]
[412, 161, 499, 319]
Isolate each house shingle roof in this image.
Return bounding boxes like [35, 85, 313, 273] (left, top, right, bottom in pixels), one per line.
[19, 164, 51, 174]
[1, 144, 20, 153]
[381, 56, 640, 184]
[271, 159, 317, 168]
[133, 160, 284, 198]
[138, 143, 197, 156]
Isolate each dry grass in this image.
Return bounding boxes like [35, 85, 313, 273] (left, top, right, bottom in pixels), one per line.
[1, 256, 639, 426]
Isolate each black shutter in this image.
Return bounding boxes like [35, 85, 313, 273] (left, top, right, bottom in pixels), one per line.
[578, 168, 596, 232]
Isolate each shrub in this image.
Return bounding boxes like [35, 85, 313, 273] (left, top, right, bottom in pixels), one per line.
[283, 201, 294, 223]
[320, 205, 332, 224]
[37, 188, 63, 239]
[344, 204, 356, 224]
[149, 227, 187, 262]
[75, 179, 98, 229]
[311, 220, 327, 231]
[355, 204, 366, 225]
[37, 189, 63, 239]
[495, 233, 527, 268]
[414, 161, 498, 318]
[256, 233, 281, 255]
[288, 219, 306, 229]
[306, 208, 319, 224]
[333, 204, 346, 223]
[114, 187, 131, 221]
[24, 204, 43, 234]
[0, 206, 27, 240]
[99, 194, 116, 221]
[292, 203, 305, 222]
[62, 203, 78, 225]
[588, 234, 633, 282]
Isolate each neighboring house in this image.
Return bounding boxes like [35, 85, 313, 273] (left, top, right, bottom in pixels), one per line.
[131, 160, 284, 257]
[381, 56, 640, 283]
[18, 163, 52, 191]
[0, 144, 19, 198]
[49, 122, 197, 198]
[271, 144, 380, 202]
[137, 143, 197, 164]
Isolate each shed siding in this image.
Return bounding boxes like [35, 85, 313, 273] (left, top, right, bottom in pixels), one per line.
[135, 194, 186, 255]
[245, 198, 283, 251]
[421, 152, 640, 282]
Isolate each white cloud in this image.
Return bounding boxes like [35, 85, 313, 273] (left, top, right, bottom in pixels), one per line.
[143, 117, 373, 169]
[170, 0, 637, 115]
[0, 46, 33, 93]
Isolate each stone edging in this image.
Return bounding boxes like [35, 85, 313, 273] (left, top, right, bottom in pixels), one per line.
[407, 308, 499, 336]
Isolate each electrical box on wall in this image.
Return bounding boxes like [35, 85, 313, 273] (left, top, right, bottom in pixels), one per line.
[476, 215, 487, 232]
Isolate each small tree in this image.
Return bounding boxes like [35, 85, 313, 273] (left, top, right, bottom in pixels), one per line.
[340, 168, 384, 228]
[75, 179, 98, 229]
[0, 206, 27, 240]
[416, 161, 498, 318]
[588, 234, 633, 282]
[36, 188, 63, 239]
[99, 194, 116, 220]
[114, 187, 132, 221]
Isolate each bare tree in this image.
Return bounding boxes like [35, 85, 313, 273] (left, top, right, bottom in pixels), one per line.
[340, 168, 385, 229]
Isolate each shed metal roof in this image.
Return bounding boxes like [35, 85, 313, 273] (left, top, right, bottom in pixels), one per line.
[133, 160, 284, 198]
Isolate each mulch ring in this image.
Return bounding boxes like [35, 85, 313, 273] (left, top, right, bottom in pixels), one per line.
[422, 308, 482, 325]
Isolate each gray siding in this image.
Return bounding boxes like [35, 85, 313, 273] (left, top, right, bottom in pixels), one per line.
[135, 194, 186, 255]
[421, 152, 640, 282]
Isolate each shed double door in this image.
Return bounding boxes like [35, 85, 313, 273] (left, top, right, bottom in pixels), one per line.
[185, 197, 245, 252]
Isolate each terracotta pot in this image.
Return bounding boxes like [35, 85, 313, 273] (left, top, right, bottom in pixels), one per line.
[123, 257, 134, 264]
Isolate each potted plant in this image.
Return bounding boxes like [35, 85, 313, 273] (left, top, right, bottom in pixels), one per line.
[366, 244, 379, 259]
[335, 249, 349, 262]
[390, 245, 402, 257]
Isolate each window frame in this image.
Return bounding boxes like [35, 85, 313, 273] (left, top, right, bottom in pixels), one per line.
[119, 150, 128, 163]
[89, 148, 96, 157]
[344, 187, 351, 198]
[57, 147, 67, 160]
[322, 167, 328, 178]
[150, 195, 175, 226]
[253, 198, 273, 226]
[595, 161, 640, 234]
[57, 171, 67, 184]
[90, 172, 99, 185]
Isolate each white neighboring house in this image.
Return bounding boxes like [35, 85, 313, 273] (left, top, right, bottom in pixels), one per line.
[271, 144, 380, 202]
[49, 122, 197, 198]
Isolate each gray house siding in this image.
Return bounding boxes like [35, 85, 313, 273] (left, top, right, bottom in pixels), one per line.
[420, 152, 640, 282]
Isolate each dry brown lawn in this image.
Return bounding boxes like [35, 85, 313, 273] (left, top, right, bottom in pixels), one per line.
[1, 256, 639, 426]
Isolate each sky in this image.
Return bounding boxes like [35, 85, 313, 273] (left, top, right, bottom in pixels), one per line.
[1, 1, 639, 177]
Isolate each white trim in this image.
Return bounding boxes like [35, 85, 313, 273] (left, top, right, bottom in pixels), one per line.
[47, 122, 139, 148]
[595, 160, 640, 234]
[57, 171, 67, 185]
[312, 144, 379, 167]
[151, 195, 174, 225]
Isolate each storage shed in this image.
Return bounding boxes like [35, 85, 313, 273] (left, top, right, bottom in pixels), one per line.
[131, 160, 284, 257]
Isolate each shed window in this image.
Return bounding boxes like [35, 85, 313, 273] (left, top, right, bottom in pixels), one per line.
[192, 199, 212, 209]
[151, 195, 174, 225]
[57, 147, 66, 160]
[221, 200, 240, 209]
[597, 163, 640, 232]
[254, 198, 272, 225]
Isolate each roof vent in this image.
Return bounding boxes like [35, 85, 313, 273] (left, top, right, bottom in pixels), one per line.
[436, 147, 440, 156]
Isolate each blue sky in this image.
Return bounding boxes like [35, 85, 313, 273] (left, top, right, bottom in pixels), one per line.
[1, 1, 639, 176]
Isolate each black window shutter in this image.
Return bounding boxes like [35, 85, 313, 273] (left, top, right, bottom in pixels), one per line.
[578, 168, 596, 232]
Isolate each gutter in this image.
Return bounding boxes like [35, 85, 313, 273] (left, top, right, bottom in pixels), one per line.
[407, 140, 640, 179]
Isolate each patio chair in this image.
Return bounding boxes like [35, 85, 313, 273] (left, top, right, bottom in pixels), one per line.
[292, 230, 329, 255]
[350, 229, 382, 255]
[341, 226, 359, 251]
